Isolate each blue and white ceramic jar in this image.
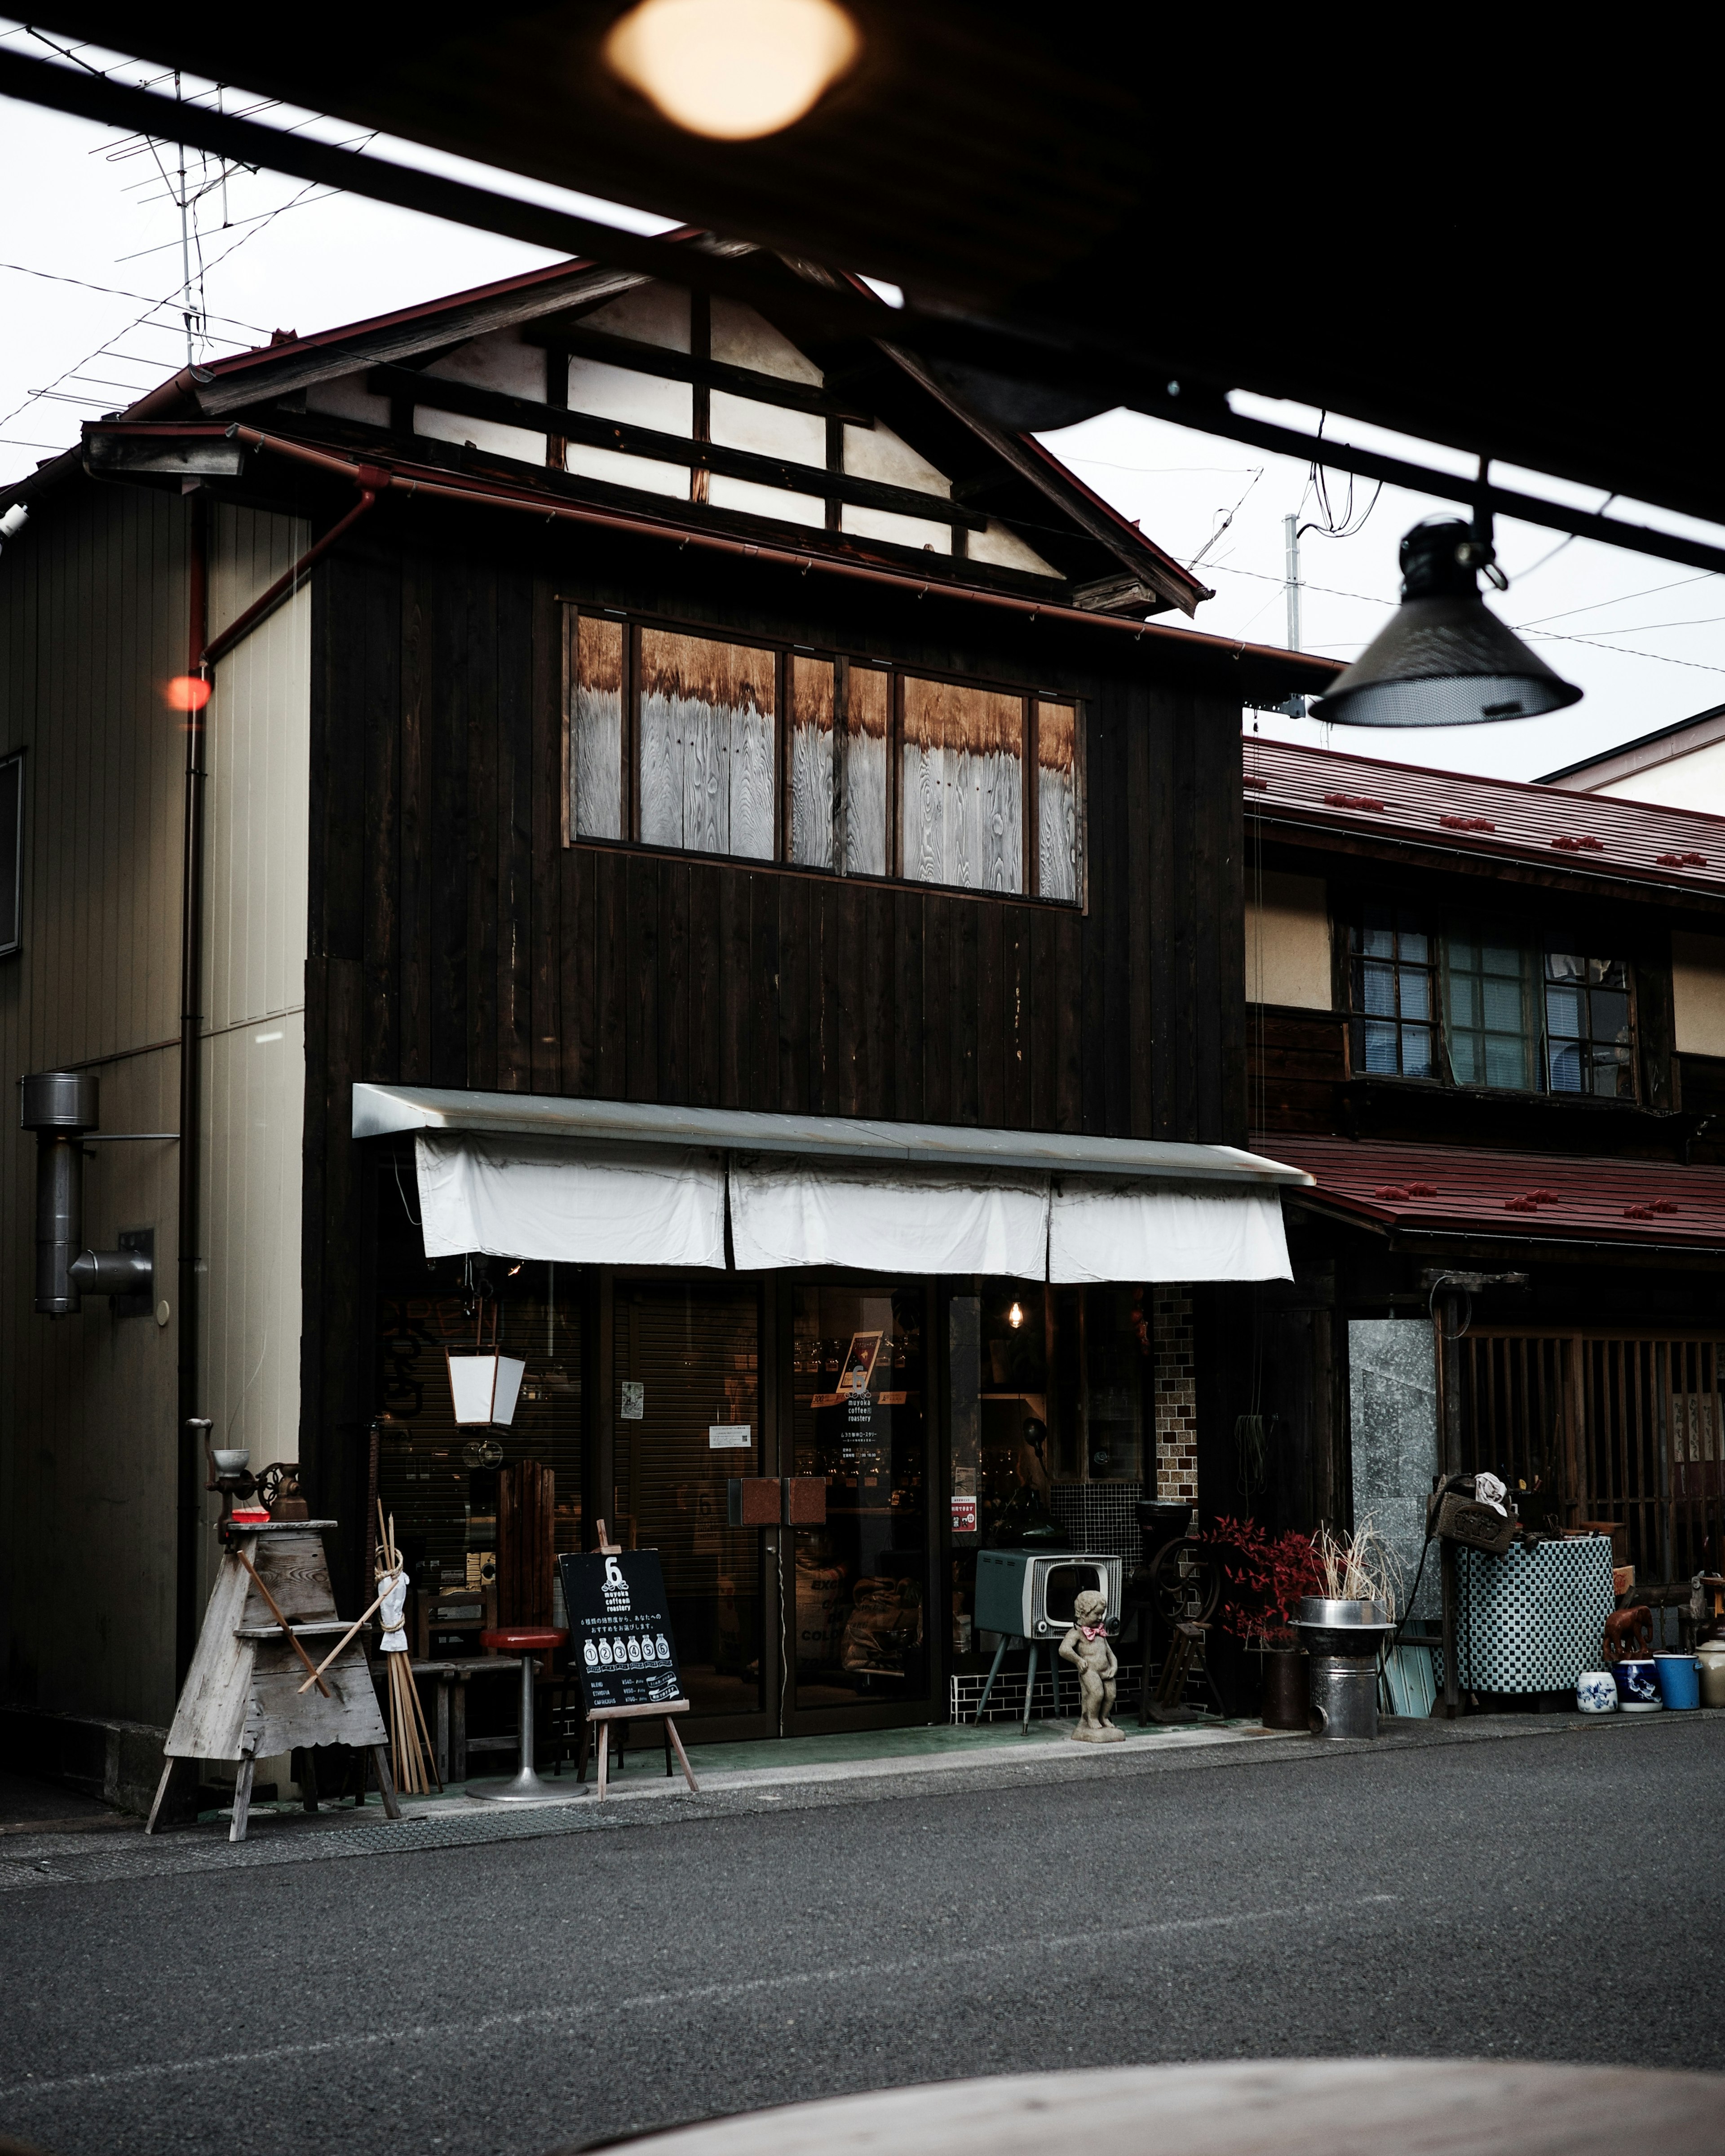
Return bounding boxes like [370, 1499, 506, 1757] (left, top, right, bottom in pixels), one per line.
[1614, 1657, 1662, 1710]
[1575, 1670, 1618, 1714]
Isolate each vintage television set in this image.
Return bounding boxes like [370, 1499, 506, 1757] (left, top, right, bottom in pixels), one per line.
[974, 1549, 1124, 1641]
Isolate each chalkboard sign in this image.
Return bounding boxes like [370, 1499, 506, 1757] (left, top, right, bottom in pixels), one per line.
[558, 1549, 685, 1712]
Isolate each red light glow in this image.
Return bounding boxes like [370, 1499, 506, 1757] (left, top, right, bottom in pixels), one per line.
[165, 675, 212, 712]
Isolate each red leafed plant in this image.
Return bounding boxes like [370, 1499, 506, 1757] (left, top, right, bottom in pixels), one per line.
[1201, 1515, 1326, 1648]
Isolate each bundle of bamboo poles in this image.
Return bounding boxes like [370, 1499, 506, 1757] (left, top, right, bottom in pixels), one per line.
[377, 1502, 441, 1797]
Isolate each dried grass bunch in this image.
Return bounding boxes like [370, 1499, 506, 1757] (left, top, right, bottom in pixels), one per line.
[1311, 1517, 1405, 1619]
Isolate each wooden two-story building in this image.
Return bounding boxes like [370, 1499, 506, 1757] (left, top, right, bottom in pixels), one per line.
[1240, 736, 1725, 1609]
[1, 245, 1327, 1788]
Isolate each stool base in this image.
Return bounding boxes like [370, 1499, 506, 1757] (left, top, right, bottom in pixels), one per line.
[466, 1767, 587, 1803]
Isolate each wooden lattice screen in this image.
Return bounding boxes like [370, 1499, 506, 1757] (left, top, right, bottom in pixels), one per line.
[1456, 1328, 1725, 1589]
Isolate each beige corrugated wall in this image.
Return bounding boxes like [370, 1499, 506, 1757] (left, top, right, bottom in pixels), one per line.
[0, 482, 189, 1725]
[0, 486, 310, 1730]
[201, 505, 309, 1499]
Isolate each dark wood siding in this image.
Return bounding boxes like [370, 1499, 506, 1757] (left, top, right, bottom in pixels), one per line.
[303, 506, 1251, 1527]
[1247, 1005, 1349, 1134]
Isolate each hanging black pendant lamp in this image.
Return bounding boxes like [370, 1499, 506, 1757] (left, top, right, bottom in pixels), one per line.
[1313, 516, 1582, 727]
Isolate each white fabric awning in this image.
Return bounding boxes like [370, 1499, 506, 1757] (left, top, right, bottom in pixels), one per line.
[415, 1131, 727, 1268]
[1048, 1180, 1291, 1284]
[381, 1086, 1310, 1283]
[729, 1156, 1050, 1276]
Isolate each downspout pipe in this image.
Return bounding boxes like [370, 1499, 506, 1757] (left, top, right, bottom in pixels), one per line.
[200, 477, 381, 668]
[176, 488, 208, 1687]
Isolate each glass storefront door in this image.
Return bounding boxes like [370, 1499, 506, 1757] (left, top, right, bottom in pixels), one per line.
[785, 1279, 934, 1729]
[612, 1278, 774, 1737]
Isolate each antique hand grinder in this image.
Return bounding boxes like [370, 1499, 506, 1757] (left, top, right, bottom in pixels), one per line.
[148, 1422, 398, 1841]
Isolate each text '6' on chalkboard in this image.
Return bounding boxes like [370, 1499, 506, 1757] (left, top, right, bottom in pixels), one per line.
[558, 1549, 686, 1713]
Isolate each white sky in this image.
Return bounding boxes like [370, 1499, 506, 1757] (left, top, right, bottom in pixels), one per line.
[5, 18, 1725, 786]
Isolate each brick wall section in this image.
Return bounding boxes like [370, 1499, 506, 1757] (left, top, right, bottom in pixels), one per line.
[1154, 1289, 1198, 1502]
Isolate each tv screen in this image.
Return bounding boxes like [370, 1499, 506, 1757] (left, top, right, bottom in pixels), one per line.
[1041, 1562, 1105, 1625]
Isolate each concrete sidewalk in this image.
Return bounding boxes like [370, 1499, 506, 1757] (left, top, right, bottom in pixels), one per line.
[3, 1704, 1720, 1896]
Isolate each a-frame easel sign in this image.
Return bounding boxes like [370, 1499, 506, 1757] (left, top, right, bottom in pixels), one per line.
[559, 1525, 699, 1799]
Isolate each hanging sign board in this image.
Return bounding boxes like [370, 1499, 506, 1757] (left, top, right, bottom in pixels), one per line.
[558, 1549, 685, 1712]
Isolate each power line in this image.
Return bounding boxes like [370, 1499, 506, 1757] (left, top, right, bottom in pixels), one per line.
[1513, 570, 1720, 630]
[0, 260, 273, 334]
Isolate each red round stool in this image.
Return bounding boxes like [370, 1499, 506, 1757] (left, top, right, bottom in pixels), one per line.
[469, 1627, 572, 1803]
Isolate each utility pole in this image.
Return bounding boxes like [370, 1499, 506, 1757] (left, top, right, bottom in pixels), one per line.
[176, 71, 194, 368]
[1281, 512, 1305, 719]
[1284, 512, 1301, 652]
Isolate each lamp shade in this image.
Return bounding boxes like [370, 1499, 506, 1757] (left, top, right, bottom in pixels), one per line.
[1313, 519, 1581, 727]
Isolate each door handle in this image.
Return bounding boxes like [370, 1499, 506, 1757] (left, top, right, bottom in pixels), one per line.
[725, 1477, 829, 1527]
[782, 1476, 827, 1526]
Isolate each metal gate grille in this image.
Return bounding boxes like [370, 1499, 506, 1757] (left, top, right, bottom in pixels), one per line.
[1457, 1329, 1725, 1588]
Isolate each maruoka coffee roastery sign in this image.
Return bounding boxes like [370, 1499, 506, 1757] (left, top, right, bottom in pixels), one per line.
[558, 1549, 684, 1712]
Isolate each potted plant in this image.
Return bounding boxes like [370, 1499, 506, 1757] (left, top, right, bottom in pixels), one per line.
[1202, 1516, 1326, 1729]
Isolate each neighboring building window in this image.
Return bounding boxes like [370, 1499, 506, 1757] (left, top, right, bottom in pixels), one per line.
[0, 750, 21, 959]
[1545, 947, 1634, 1096]
[563, 608, 1081, 901]
[1444, 928, 1538, 1089]
[1352, 901, 1640, 1099]
[1349, 903, 1435, 1077]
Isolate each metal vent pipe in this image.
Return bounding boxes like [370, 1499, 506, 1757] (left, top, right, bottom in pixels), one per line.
[20, 1070, 153, 1315]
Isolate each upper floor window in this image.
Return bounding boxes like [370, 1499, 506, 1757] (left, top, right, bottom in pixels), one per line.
[1347, 901, 1637, 1099]
[564, 608, 1081, 903]
[1544, 948, 1634, 1096]
[1446, 928, 1537, 1090]
[1349, 902, 1435, 1077]
[0, 750, 21, 959]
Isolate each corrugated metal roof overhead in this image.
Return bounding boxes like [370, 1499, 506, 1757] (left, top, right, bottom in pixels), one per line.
[1269, 1135, 1725, 1249]
[1243, 736, 1725, 892]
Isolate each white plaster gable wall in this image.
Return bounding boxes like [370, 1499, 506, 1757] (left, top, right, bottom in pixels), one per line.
[419, 327, 545, 464]
[842, 418, 953, 553]
[971, 520, 1060, 577]
[711, 298, 822, 382]
[304, 373, 392, 428]
[564, 289, 692, 498]
[585, 283, 690, 351]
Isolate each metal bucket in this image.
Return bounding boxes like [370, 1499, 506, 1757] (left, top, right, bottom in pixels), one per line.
[1308, 1655, 1379, 1740]
[1260, 1648, 1309, 1731]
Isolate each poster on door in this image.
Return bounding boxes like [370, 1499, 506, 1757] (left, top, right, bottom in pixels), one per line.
[558, 1549, 685, 1712]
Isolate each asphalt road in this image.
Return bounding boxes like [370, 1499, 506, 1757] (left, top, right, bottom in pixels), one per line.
[3, 1718, 1721, 2156]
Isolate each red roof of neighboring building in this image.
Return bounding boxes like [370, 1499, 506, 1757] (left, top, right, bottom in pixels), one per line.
[1243, 735, 1725, 894]
[1264, 1135, 1725, 1250]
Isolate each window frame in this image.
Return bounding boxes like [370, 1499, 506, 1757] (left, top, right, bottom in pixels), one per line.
[1541, 944, 1639, 1100]
[1345, 902, 1440, 1082]
[0, 747, 22, 961]
[1342, 893, 1641, 1103]
[560, 601, 1085, 907]
[1441, 923, 1542, 1094]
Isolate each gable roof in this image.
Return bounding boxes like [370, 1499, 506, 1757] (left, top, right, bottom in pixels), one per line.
[62, 239, 1209, 619]
[1539, 703, 1725, 792]
[1243, 735, 1725, 899]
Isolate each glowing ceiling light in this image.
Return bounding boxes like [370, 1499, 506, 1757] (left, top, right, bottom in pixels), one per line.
[1008, 1302, 1025, 1330]
[604, 0, 861, 141]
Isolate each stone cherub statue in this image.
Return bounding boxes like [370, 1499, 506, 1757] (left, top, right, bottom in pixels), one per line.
[1059, 1587, 1124, 1742]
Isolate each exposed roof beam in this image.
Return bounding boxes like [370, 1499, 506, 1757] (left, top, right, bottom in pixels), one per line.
[522, 323, 874, 426]
[365, 362, 988, 531]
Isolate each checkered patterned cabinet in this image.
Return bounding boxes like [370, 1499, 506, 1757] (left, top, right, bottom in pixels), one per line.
[1446, 1535, 1617, 1694]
